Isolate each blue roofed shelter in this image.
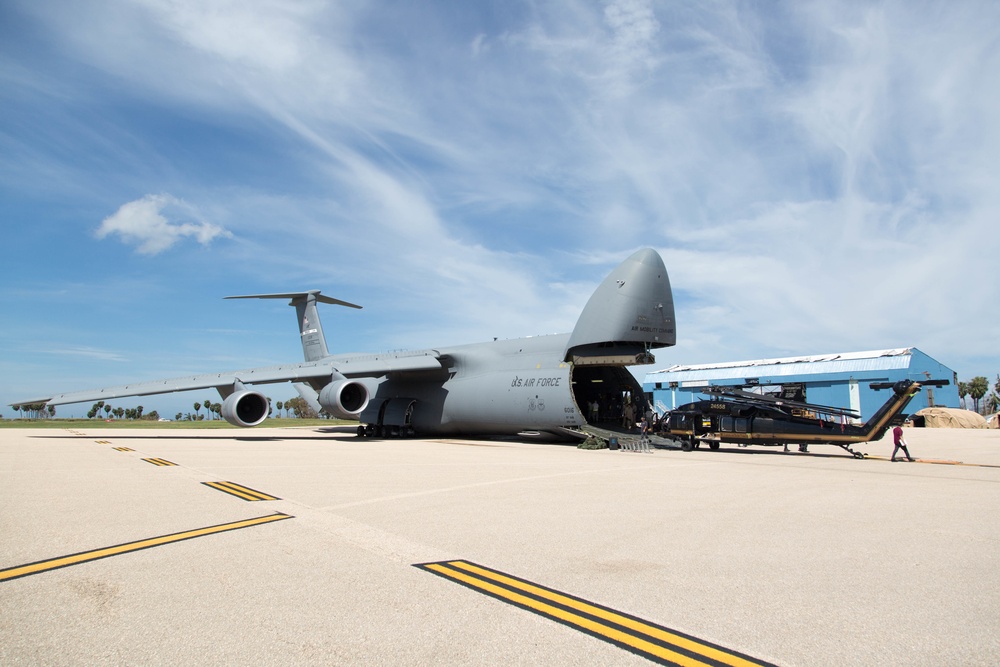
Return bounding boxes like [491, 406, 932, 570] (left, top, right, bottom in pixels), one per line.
[643, 348, 958, 422]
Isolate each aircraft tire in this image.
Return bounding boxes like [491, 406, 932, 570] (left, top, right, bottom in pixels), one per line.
[709, 442, 720, 451]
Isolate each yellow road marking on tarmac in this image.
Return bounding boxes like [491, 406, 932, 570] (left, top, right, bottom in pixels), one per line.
[416, 559, 775, 667]
[0, 513, 293, 583]
[113, 446, 134, 452]
[142, 457, 177, 466]
[865, 455, 1000, 469]
[95, 440, 111, 445]
[202, 481, 280, 501]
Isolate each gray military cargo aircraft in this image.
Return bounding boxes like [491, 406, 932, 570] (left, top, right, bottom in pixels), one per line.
[13, 248, 675, 441]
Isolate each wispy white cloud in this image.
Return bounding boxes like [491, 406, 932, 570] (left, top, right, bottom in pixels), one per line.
[95, 194, 232, 255]
[132, 0, 312, 72]
[46, 346, 129, 362]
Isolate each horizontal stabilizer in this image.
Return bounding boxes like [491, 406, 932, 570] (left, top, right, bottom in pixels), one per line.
[224, 291, 362, 310]
[225, 291, 361, 361]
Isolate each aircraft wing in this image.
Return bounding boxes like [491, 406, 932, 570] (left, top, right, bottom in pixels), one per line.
[13, 351, 444, 407]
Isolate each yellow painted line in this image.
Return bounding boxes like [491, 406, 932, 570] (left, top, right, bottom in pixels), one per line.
[417, 560, 774, 667]
[142, 457, 177, 467]
[1, 513, 292, 583]
[451, 560, 763, 666]
[113, 447, 134, 452]
[202, 481, 280, 501]
[865, 455, 1000, 469]
[95, 440, 111, 445]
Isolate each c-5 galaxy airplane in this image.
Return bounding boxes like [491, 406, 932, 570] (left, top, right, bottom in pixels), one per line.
[13, 249, 675, 441]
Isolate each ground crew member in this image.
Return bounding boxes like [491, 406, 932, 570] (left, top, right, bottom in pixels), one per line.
[892, 424, 914, 462]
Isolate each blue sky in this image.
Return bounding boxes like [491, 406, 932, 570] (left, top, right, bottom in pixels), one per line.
[2, 0, 997, 419]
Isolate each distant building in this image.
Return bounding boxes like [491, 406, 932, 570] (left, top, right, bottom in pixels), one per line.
[643, 348, 958, 422]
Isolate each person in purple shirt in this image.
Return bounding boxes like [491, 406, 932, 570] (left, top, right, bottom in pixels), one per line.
[892, 425, 915, 462]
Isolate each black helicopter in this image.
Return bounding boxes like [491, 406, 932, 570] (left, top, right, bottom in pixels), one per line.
[660, 379, 949, 458]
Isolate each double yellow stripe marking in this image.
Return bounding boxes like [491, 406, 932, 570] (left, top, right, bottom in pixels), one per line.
[202, 481, 280, 501]
[416, 560, 774, 667]
[113, 446, 134, 452]
[0, 513, 292, 583]
[143, 457, 177, 466]
[95, 440, 111, 444]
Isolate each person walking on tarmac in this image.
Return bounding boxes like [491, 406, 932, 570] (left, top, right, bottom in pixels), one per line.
[891, 424, 915, 462]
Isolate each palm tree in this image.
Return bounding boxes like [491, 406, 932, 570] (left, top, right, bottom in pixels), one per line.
[969, 376, 989, 414]
[103, 404, 112, 419]
[193, 402, 202, 419]
[275, 401, 283, 418]
[958, 382, 970, 410]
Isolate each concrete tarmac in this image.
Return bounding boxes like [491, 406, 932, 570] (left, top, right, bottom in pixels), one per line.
[2, 425, 999, 666]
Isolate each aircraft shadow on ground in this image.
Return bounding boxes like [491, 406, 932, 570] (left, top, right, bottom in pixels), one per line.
[680, 444, 868, 460]
[28, 427, 525, 445]
[31, 426, 358, 443]
[30, 431, 870, 457]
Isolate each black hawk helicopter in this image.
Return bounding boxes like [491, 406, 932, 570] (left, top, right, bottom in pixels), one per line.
[661, 379, 949, 458]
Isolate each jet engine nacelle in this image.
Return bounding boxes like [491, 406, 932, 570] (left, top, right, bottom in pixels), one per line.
[318, 378, 370, 419]
[221, 390, 270, 427]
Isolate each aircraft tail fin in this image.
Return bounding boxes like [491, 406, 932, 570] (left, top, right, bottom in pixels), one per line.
[565, 248, 675, 365]
[225, 291, 362, 362]
[858, 379, 949, 441]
